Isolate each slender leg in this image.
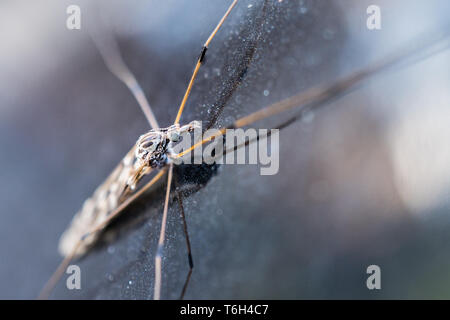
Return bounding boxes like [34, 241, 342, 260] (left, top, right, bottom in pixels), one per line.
[38, 241, 82, 300]
[38, 169, 167, 300]
[173, 31, 450, 161]
[154, 164, 174, 300]
[175, 188, 194, 299]
[173, 0, 239, 125]
[90, 23, 160, 129]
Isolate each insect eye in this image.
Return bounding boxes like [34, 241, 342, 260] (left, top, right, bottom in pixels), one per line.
[141, 140, 153, 149]
[149, 140, 159, 151]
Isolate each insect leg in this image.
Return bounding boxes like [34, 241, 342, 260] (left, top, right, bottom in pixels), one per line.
[175, 188, 193, 300]
[38, 240, 83, 300]
[38, 169, 167, 299]
[154, 163, 174, 300]
[173, 0, 239, 125]
[90, 23, 160, 129]
[173, 29, 450, 160]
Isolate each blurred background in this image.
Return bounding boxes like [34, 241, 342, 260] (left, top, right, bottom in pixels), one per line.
[0, 0, 449, 299]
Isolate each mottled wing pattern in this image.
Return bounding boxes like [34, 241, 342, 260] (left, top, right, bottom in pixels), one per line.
[58, 146, 143, 258]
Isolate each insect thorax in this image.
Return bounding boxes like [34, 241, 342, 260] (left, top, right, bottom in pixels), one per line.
[135, 121, 201, 168]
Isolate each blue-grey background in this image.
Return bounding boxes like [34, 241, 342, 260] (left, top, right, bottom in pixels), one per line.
[0, 0, 449, 299]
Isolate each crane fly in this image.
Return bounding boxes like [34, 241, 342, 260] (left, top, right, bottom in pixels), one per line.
[39, 0, 450, 299]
